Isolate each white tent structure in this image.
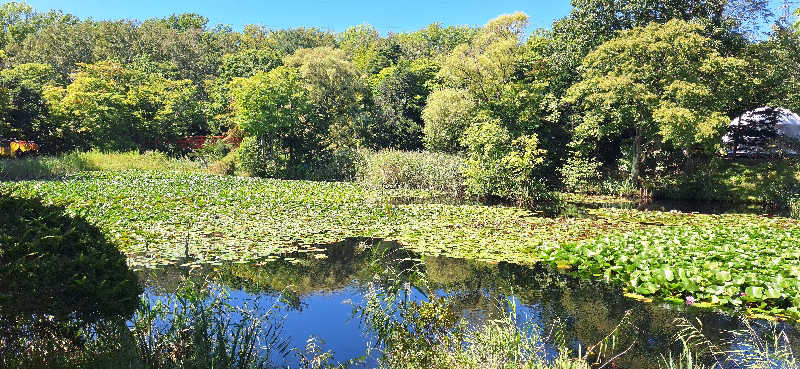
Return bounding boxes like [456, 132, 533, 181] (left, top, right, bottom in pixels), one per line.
[723, 107, 800, 156]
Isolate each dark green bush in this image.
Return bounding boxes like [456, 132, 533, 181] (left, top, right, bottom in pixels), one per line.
[192, 139, 233, 166]
[307, 147, 364, 182]
[0, 193, 141, 367]
[237, 136, 362, 181]
[236, 136, 282, 178]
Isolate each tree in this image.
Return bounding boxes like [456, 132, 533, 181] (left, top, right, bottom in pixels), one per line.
[43, 61, 203, 151]
[428, 13, 553, 200]
[207, 48, 283, 133]
[565, 20, 748, 188]
[157, 13, 209, 31]
[366, 58, 437, 150]
[284, 47, 367, 149]
[461, 114, 548, 202]
[795, 8, 800, 31]
[738, 28, 800, 114]
[0, 2, 37, 52]
[396, 23, 478, 60]
[436, 12, 549, 137]
[421, 88, 475, 153]
[264, 27, 337, 57]
[547, 0, 771, 104]
[0, 63, 55, 146]
[229, 66, 316, 178]
[11, 19, 95, 83]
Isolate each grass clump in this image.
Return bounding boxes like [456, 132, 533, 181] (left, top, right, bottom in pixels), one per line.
[359, 149, 465, 195]
[659, 317, 798, 369]
[3, 276, 294, 369]
[0, 151, 202, 180]
[0, 154, 85, 180]
[70, 151, 201, 172]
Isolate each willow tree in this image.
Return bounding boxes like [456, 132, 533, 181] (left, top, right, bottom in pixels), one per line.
[426, 12, 552, 201]
[565, 20, 748, 189]
[284, 47, 366, 149]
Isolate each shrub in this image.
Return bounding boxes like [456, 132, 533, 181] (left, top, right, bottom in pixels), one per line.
[0, 194, 141, 367]
[755, 167, 800, 212]
[0, 194, 141, 322]
[209, 150, 239, 176]
[192, 139, 233, 166]
[461, 117, 550, 204]
[236, 136, 292, 178]
[359, 149, 465, 194]
[790, 197, 800, 219]
[307, 147, 364, 182]
[560, 155, 602, 193]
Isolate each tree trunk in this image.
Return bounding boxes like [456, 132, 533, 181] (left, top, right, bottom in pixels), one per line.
[631, 127, 643, 187]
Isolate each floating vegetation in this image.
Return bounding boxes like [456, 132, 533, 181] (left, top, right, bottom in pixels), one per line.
[3, 170, 800, 319]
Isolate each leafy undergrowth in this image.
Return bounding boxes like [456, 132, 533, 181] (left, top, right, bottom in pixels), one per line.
[2, 170, 800, 320]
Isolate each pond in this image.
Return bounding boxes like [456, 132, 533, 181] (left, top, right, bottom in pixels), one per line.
[137, 239, 800, 369]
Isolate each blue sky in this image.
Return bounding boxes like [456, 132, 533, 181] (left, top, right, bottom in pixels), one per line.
[19, 0, 574, 33]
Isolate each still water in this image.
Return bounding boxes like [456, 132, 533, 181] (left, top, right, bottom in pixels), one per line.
[137, 239, 800, 368]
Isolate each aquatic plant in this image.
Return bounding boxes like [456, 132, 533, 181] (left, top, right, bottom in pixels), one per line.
[355, 275, 634, 369]
[4, 170, 800, 318]
[128, 277, 289, 369]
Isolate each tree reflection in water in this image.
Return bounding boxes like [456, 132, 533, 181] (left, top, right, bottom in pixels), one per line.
[139, 239, 800, 368]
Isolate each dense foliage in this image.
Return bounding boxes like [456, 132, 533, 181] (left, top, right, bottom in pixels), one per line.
[0, 193, 141, 366]
[0, 194, 140, 322]
[0, 1, 796, 202]
[565, 19, 747, 189]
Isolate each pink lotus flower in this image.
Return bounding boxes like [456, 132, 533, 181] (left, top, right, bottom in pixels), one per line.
[685, 296, 696, 305]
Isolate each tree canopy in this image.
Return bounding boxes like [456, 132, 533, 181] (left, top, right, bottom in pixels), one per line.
[0, 1, 796, 198]
[565, 19, 748, 186]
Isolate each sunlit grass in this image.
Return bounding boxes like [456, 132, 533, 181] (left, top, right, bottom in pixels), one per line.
[0, 151, 202, 180]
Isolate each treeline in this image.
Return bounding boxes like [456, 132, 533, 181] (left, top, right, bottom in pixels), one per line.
[1, 1, 799, 202]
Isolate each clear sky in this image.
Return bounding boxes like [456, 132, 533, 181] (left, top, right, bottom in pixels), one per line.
[18, 0, 574, 33]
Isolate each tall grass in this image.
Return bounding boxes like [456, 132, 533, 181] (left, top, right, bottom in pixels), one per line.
[0, 151, 202, 181]
[358, 149, 466, 195]
[660, 317, 798, 369]
[4, 277, 294, 369]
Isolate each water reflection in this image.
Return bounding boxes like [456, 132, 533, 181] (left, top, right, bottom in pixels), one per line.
[137, 239, 800, 369]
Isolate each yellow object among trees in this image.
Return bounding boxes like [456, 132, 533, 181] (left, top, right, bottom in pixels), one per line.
[0, 141, 39, 158]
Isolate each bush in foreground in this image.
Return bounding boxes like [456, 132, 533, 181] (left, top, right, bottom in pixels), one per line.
[0, 194, 141, 368]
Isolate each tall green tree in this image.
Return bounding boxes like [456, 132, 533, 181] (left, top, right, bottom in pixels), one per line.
[366, 58, 437, 150]
[43, 61, 202, 151]
[565, 20, 748, 188]
[0, 63, 55, 145]
[428, 13, 553, 200]
[284, 47, 367, 149]
[229, 66, 316, 178]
